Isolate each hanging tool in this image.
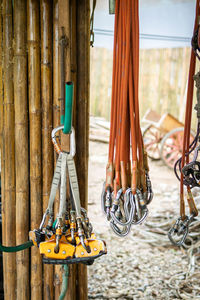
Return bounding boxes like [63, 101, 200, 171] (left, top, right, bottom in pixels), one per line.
[169, 1, 200, 247]
[29, 29, 106, 263]
[29, 81, 106, 265]
[101, 0, 153, 237]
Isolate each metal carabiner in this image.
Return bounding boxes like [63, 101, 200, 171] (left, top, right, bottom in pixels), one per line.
[101, 183, 112, 220]
[110, 188, 135, 226]
[132, 190, 148, 225]
[110, 220, 131, 237]
[146, 173, 153, 204]
[39, 210, 49, 231]
[110, 188, 123, 213]
[168, 214, 195, 247]
[168, 217, 189, 246]
[105, 186, 112, 220]
[52, 125, 76, 157]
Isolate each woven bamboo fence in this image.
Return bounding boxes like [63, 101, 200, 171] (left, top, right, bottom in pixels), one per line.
[90, 47, 197, 126]
[0, 0, 90, 299]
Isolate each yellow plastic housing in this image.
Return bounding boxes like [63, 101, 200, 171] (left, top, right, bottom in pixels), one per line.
[75, 238, 107, 258]
[39, 236, 75, 259]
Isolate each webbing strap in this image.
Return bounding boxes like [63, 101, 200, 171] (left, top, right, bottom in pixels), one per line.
[47, 153, 62, 215]
[66, 154, 82, 218]
[46, 152, 81, 220]
[106, 0, 147, 196]
[57, 153, 67, 219]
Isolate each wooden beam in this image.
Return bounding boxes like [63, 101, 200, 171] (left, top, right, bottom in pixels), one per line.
[27, 0, 43, 298]
[53, 1, 64, 297]
[13, 1, 29, 299]
[40, 1, 54, 298]
[58, 1, 77, 299]
[0, 2, 5, 298]
[76, 1, 90, 299]
[2, 0, 16, 298]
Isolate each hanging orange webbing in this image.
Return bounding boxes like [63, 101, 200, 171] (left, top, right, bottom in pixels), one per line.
[101, 0, 153, 237]
[169, 0, 200, 246]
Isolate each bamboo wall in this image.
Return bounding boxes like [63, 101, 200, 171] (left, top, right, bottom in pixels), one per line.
[90, 47, 195, 125]
[0, 0, 90, 299]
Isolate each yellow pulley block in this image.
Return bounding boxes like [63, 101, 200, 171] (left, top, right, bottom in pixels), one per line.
[39, 235, 75, 260]
[75, 238, 107, 259]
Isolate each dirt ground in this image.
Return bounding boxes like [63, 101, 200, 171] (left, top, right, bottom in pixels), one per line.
[87, 141, 193, 300]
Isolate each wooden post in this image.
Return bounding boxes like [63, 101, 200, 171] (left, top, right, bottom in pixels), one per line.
[0, 3, 5, 298]
[40, 1, 54, 299]
[53, 1, 63, 297]
[76, 1, 90, 299]
[0, 0, 3, 217]
[27, 1, 43, 299]
[58, 1, 78, 299]
[13, 1, 29, 299]
[0, 0, 3, 157]
[71, 0, 77, 128]
[2, 1, 16, 299]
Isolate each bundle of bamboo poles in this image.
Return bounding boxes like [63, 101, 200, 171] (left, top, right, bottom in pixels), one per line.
[0, 0, 90, 299]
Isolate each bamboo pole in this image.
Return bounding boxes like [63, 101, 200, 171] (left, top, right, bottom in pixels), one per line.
[13, 1, 29, 299]
[0, 0, 3, 198]
[53, 1, 63, 297]
[0, 0, 3, 153]
[27, 1, 43, 299]
[2, 1, 16, 299]
[58, 1, 78, 299]
[0, 3, 5, 298]
[76, 1, 90, 299]
[40, 1, 54, 299]
[71, 0, 77, 128]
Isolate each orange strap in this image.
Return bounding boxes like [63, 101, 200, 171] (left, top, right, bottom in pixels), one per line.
[179, 0, 200, 219]
[106, 0, 148, 196]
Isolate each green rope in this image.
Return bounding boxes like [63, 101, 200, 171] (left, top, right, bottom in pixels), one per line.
[59, 265, 69, 300]
[0, 240, 33, 252]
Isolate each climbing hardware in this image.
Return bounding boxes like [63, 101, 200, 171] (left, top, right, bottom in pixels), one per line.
[169, 0, 200, 246]
[29, 82, 106, 265]
[101, 0, 153, 237]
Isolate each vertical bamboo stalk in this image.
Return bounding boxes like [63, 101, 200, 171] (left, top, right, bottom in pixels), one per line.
[13, 1, 29, 299]
[58, 0, 71, 83]
[0, 0, 3, 152]
[0, 0, 3, 195]
[71, 0, 77, 128]
[27, 1, 42, 299]
[40, 1, 54, 299]
[2, 1, 16, 299]
[53, 0, 60, 132]
[76, 1, 90, 299]
[58, 1, 77, 299]
[53, 1, 63, 297]
[0, 2, 5, 297]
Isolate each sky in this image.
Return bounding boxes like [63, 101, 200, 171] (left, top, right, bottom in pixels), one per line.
[92, 0, 196, 49]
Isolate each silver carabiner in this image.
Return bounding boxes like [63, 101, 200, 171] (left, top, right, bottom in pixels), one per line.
[52, 125, 76, 157]
[101, 183, 112, 220]
[110, 220, 131, 237]
[132, 190, 148, 225]
[168, 215, 195, 247]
